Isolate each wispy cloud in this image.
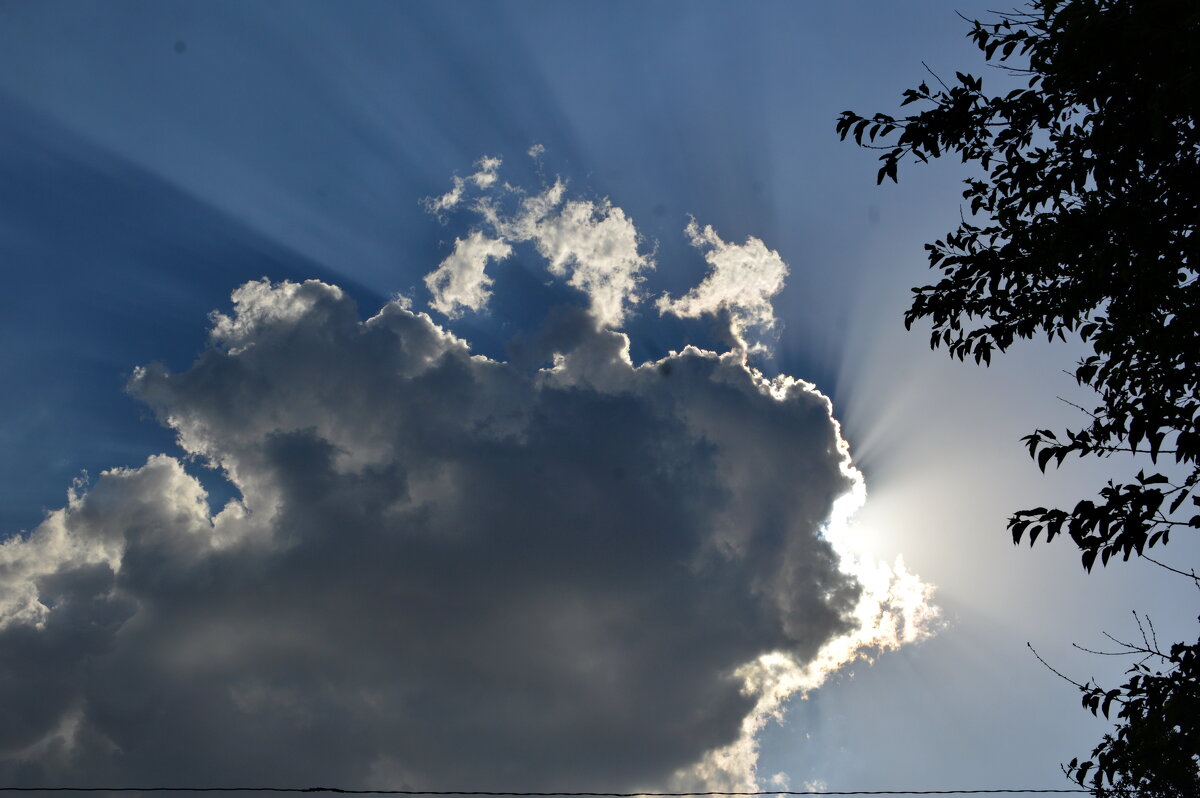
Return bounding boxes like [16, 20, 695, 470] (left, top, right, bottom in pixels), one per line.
[424, 155, 503, 216]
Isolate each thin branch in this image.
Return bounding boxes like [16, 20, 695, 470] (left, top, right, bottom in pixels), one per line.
[988, 63, 1037, 75]
[1100, 630, 1160, 664]
[1100, 445, 1180, 456]
[1028, 642, 1087, 690]
[1138, 553, 1200, 586]
[922, 61, 953, 93]
[1055, 395, 1101, 419]
[1134, 611, 1150, 652]
[1100, 630, 1143, 654]
[1071, 642, 1133, 657]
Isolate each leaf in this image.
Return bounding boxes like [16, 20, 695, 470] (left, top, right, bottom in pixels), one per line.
[854, 119, 869, 145]
[1082, 549, 1097, 572]
[1037, 447, 1055, 473]
[1101, 689, 1119, 718]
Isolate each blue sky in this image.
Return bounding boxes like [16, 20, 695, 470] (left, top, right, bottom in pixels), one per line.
[2, 0, 1197, 792]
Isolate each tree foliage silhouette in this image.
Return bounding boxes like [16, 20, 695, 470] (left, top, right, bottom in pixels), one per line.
[837, 0, 1199, 794]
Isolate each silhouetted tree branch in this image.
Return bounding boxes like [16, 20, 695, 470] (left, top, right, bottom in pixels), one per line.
[838, 0, 1200, 794]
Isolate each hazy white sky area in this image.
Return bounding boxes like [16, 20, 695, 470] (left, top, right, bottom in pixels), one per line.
[1, 0, 1196, 792]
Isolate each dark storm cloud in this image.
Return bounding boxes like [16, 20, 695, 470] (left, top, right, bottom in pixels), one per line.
[0, 275, 863, 789]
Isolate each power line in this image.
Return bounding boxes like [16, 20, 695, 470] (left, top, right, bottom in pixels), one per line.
[0, 790, 1092, 795]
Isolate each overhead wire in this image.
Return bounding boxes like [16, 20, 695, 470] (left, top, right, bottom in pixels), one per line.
[0, 788, 1092, 795]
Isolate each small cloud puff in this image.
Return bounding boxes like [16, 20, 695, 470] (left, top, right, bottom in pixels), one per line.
[424, 231, 513, 317]
[510, 186, 653, 329]
[424, 155, 503, 216]
[421, 155, 783, 354]
[657, 219, 789, 353]
[424, 163, 654, 330]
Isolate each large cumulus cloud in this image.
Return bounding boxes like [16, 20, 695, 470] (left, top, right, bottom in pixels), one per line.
[0, 162, 935, 790]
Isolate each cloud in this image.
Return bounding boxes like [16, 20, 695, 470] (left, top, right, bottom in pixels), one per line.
[0, 169, 937, 791]
[424, 155, 503, 216]
[657, 219, 789, 352]
[424, 231, 513, 318]
[424, 163, 654, 329]
[507, 185, 653, 328]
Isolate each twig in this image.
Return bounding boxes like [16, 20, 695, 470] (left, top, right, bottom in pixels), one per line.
[1054, 395, 1101, 419]
[921, 61, 953, 93]
[1027, 643, 1087, 690]
[1139, 553, 1200, 587]
[1071, 642, 1131, 657]
[1133, 611, 1150, 652]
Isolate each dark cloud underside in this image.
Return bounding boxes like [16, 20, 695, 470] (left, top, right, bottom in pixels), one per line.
[0, 279, 862, 789]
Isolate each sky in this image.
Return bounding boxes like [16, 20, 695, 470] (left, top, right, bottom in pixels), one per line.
[1, 0, 1198, 792]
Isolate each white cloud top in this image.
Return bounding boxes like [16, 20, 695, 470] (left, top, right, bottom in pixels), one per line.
[425, 156, 786, 347]
[424, 231, 513, 317]
[508, 185, 653, 328]
[658, 219, 790, 351]
[424, 167, 654, 329]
